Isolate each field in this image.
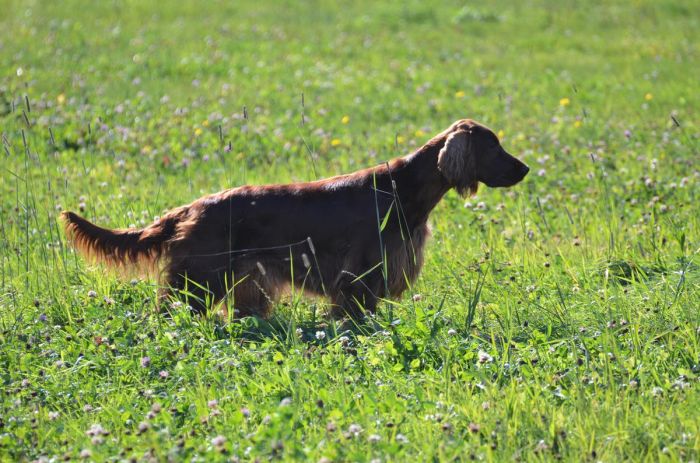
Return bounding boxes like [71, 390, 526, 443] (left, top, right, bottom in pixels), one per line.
[1, 0, 699, 461]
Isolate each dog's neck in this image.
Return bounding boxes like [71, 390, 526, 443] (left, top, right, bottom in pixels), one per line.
[384, 140, 453, 227]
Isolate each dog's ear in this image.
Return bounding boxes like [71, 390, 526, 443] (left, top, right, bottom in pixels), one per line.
[437, 129, 478, 196]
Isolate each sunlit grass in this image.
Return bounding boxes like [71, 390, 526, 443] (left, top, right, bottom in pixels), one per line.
[1, 0, 698, 461]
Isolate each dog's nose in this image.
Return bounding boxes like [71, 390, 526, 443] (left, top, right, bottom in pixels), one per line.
[520, 163, 530, 177]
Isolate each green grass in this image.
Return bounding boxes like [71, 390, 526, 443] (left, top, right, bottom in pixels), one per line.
[1, 0, 699, 460]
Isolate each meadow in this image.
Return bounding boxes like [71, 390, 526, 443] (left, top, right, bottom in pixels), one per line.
[1, 0, 699, 461]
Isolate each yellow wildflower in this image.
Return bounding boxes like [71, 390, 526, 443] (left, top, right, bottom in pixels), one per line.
[497, 130, 505, 139]
[396, 136, 405, 144]
[516, 132, 525, 141]
[341, 116, 350, 124]
[415, 129, 425, 137]
[455, 90, 466, 98]
[141, 145, 152, 154]
[559, 97, 570, 107]
[645, 93, 653, 101]
[57, 94, 66, 105]
[202, 120, 210, 127]
[331, 139, 342, 147]
[194, 128, 203, 136]
[574, 120, 582, 128]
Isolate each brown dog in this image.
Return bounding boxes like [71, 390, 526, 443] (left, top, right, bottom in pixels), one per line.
[62, 119, 529, 318]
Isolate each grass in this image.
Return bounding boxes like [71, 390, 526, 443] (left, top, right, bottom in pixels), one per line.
[1, 0, 699, 460]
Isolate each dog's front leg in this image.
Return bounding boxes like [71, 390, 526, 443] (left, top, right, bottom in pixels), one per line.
[330, 274, 380, 320]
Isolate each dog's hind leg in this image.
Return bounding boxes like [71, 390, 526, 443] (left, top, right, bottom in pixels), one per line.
[226, 278, 275, 318]
[161, 268, 222, 315]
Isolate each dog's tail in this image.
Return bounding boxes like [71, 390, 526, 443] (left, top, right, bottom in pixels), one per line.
[61, 207, 187, 272]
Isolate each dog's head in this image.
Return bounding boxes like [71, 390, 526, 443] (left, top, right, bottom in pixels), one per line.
[437, 119, 529, 196]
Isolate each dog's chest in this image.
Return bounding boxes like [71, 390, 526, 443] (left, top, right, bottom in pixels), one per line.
[385, 222, 430, 297]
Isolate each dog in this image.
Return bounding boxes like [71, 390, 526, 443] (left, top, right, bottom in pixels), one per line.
[62, 119, 529, 319]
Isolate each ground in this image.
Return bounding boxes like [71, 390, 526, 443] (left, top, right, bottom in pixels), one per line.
[0, 0, 699, 461]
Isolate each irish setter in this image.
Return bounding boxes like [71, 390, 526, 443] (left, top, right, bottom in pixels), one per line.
[62, 119, 529, 319]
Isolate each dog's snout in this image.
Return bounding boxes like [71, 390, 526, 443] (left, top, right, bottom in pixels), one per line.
[505, 150, 529, 180]
[503, 155, 529, 186]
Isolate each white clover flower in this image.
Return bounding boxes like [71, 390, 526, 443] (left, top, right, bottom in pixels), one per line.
[211, 435, 226, 447]
[477, 351, 493, 364]
[279, 397, 292, 407]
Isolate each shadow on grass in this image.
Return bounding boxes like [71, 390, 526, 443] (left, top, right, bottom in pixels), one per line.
[163, 300, 387, 347]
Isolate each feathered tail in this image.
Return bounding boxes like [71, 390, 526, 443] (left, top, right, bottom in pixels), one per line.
[61, 208, 187, 272]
